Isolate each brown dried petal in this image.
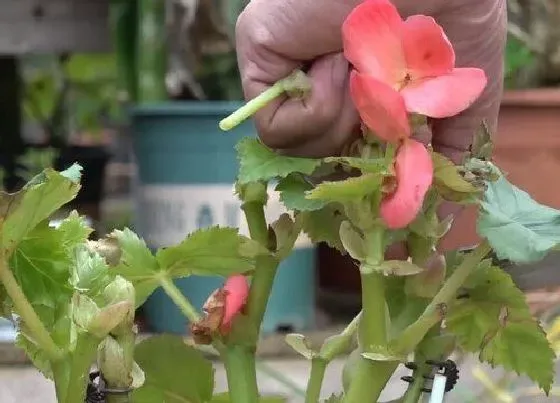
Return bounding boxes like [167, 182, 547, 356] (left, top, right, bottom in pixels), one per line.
[189, 288, 227, 345]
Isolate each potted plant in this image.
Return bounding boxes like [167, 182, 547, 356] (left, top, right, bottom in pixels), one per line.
[1, 3, 559, 398]
[21, 53, 120, 225]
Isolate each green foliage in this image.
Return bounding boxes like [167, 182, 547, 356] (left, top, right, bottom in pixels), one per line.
[504, 34, 534, 89]
[105, 226, 263, 306]
[446, 265, 555, 392]
[0, 164, 81, 254]
[300, 205, 345, 252]
[276, 174, 327, 212]
[236, 138, 323, 184]
[477, 171, 560, 263]
[132, 335, 215, 403]
[306, 174, 382, 203]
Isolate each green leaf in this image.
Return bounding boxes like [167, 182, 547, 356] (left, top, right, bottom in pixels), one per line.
[377, 260, 425, 277]
[133, 335, 214, 403]
[432, 152, 481, 195]
[301, 205, 345, 252]
[477, 173, 560, 264]
[275, 174, 327, 211]
[306, 174, 382, 203]
[10, 222, 72, 306]
[324, 156, 387, 174]
[446, 266, 555, 392]
[108, 229, 160, 306]
[339, 221, 366, 261]
[361, 346, 405, 362]
[156, 227, 261, 277]
[270, 214, 299, 259]
[0, 165, 82, 253]
[70, 246, 111, 297]
[285, 333, 316, 359]
[470, 121, 494, 161]
[15, 333, 53, 378]
[236, 138, 322, 184]
[57, 210, 94, 248]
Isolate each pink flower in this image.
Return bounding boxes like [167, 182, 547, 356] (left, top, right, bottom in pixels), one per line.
[343, 0, 487, 142]
[380, 139, 433, 229]
[221, 275, 250, 329]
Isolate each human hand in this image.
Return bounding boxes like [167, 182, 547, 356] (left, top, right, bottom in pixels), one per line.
[235, 0, 506, 162]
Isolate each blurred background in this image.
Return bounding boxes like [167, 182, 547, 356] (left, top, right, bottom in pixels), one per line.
[0, 1, 559, 402]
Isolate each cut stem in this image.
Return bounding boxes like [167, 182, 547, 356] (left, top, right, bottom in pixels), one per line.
[305, 358, 328, 403]
[159, 276, 200, 322]
[0, 257, 63, 361]
[219, 70, 310, 131]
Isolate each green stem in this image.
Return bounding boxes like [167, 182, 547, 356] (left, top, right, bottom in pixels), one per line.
[401, 327, 443, 403]
[242, 200, 269, 245]
[0, 258, 63, 361]
[344, 272, 394, 402]
[242, 199, 281, 331]
[159, 275, 200, 322]
[344, 224, 397, 403]
[52, 361, 70, 403]
[64, 334, 100, 403]
[246, 256, 279, 332]
[344, 359, 398, 403]
[219, 70, 310, 131]
[394, 240, 492, 353]
[360, 272, 387, 347]
[224, 345, 260, 403]
[305, 358, 328, 403]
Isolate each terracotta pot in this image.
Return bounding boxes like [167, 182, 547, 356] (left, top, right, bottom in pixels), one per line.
[318, 88, 560, 296]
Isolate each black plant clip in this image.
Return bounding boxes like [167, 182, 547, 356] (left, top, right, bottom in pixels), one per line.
[85, 371, 133, 403]
[401, 359, 459, 393]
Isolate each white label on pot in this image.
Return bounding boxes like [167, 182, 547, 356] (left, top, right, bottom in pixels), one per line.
[135, 184, 313, 250]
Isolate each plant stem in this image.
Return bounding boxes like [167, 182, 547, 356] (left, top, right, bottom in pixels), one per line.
[394, 240, 492, 353]
[343, 271, 396, 403]
[0, 257, 63, 361]
[242, 200, 269, 245]
[159, 275, 200, 322]
[401, 327, 443, 403]
[360, 272, 387, 347]
[344, 359, 398, 403]
[64, 334, 100, 403]
[344, 223, 396, 403]
[224, 345, 260, 403]
[242, 198, 280, 331]
[219, 70, 310, 131]
[305, 358, 328, 403]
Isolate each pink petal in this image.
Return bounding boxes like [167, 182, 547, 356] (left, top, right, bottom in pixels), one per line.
[342, 0, 406, 84]
[401, 15, 455, 80]
[401, 68, 487, 118]
[380, 139, 433, 229]
[222, 275, 249, 327]
[350, 71, 410, 143]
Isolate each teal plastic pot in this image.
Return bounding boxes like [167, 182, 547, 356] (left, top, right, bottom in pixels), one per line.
[131, 102, 316, 334]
